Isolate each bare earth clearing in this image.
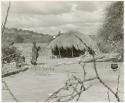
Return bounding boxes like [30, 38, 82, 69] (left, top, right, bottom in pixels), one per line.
[2, 43, 124, 102]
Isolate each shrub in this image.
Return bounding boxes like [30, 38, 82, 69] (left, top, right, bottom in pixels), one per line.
[15, 35, 24, 43]
[2, 45, 22, 64]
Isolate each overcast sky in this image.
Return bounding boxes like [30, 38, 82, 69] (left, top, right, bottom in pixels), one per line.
[2, 1, 114, 35]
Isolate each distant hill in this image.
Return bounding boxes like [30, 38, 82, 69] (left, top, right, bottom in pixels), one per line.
[2, 28, 54, 43]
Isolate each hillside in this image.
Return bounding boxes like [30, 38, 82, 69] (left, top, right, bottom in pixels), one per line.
[2, 28, 54, 43]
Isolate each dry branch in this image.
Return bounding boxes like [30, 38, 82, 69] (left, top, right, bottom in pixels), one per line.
[107, 90, 110, 102]
[3, 80, 18, 102]
[92, 55, 120, 102]
[45, 52, 121, 102]
[116, 68, 120, 95]
[85, 77, 97, 82]
[79, 40, 120, 102]
[52, 53, 120, 67]
[45, 73, 93, 102]
[2, 67, 29, 78]
[2, 1, 11, 36]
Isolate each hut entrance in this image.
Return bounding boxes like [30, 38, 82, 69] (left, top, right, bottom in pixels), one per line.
[52, 46, 86, 58]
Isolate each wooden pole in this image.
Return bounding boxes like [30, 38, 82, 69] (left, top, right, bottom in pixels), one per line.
[58, 48, 61, 58]
[71, 47, 74, 57]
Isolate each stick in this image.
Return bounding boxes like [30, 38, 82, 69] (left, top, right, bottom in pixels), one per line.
[116, 68, 120, 95]
[3, 81, 18, 102]
[2, 67, 29, 78]
[85, 77, 97, 82]
[92, 55, 120, 102]
[45, 73, 93, 102]
[81, 63, 86, 82]
[2, 1, 11, 36]
[107, 90, 110, 102]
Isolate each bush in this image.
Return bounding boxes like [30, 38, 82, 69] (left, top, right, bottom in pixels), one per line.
[97, 41, 112, 53]
[2, 45, 22, 64]
[15, 35, 24, 43]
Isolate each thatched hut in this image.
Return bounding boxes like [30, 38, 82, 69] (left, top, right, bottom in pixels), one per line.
[49, 31, 99, 57]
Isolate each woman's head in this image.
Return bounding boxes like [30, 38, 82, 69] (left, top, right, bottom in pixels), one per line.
[33, 41, 36, 46]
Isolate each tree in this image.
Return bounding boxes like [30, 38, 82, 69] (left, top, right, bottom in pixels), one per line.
[98, 1, 123, 54]
[15, 35, 24, 43]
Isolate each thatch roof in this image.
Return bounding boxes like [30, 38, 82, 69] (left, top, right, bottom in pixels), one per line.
[49, 31, 100, 54]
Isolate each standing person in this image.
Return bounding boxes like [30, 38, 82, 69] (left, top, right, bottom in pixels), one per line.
[31, 41, 40, 65]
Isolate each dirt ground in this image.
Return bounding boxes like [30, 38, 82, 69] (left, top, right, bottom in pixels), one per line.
[2, 43, 124, 102]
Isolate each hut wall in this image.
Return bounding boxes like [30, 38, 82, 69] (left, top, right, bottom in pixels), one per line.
[52, 46, 86, 58]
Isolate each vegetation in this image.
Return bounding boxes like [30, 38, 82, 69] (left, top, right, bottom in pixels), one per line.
[2, 44, 21, 64]
[1, 2, 25, 66]
[97, 1, 123, 55]
[3, 28, 53, 43]
[15, 35, 24, 43]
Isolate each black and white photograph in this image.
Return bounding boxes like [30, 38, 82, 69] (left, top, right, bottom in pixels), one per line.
[1, 0, 124, 102]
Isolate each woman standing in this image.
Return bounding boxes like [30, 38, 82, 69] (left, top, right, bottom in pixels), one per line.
[31, 41, 40, 65]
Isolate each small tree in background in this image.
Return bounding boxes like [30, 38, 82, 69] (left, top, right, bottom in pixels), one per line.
[15, 35, 24, 43]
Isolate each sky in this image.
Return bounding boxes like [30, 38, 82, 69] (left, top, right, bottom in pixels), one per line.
[1, 1, 114, 35]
